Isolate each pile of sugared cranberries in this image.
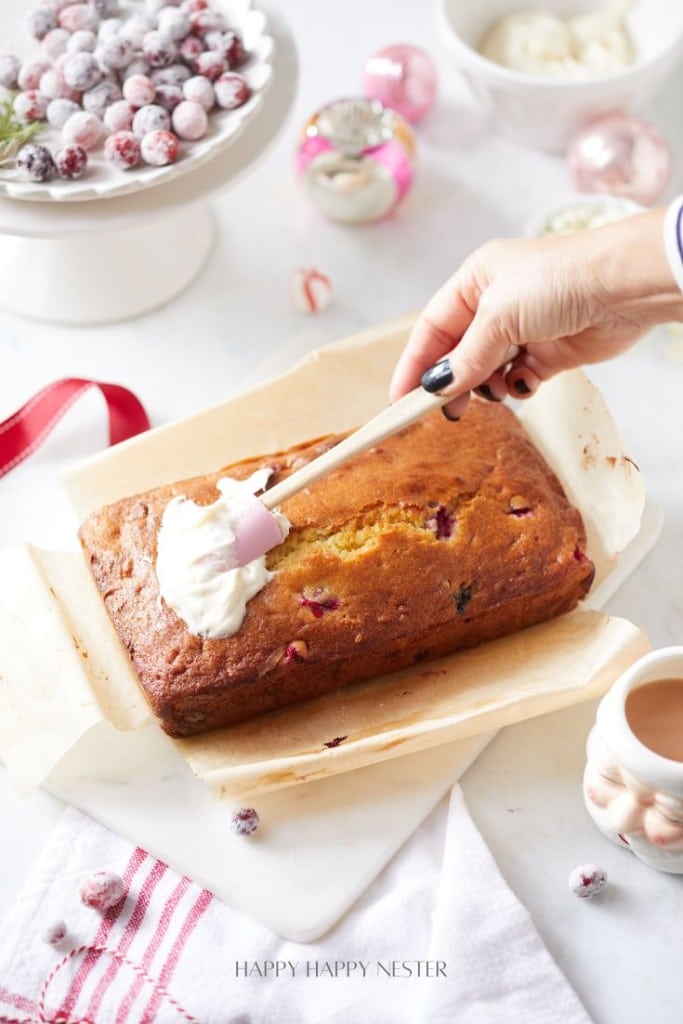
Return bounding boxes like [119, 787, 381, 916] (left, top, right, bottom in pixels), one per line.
[6, 0, 252, 184]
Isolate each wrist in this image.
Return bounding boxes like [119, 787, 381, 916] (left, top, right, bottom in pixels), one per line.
[590, 206, 683, 326]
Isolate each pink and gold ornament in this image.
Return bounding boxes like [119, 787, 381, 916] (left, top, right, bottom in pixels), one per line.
[363, 44, 437, 124]
[296, 98, 415, 224]
[568, 113, 671, 207]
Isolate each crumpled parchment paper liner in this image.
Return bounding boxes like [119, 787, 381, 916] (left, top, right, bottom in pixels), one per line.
[0, 314, 648, 798]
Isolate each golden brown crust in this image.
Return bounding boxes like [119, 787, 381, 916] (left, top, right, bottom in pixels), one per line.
[79, 401, 594, 736]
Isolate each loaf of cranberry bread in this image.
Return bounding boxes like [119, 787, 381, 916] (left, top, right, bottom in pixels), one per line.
[79, 401, 595, 737]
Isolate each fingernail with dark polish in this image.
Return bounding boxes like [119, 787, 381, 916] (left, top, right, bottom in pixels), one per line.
[441, 406, 460, 422]
[422, 359, 453, 393]
[513, 378, 532, 395]
[475, 384, 501, 402]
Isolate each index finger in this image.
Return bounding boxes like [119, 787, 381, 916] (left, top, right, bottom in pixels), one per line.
[389, 276, 475, 401]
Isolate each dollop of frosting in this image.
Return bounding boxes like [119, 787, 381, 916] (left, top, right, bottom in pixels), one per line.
[479, 5, 634, 79]
[156, 469, 290, 639]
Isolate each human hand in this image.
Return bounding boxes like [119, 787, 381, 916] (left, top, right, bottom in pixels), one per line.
[390, 208, 683, 419]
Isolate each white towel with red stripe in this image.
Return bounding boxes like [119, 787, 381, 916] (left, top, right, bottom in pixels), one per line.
[0, 788, 592, 1024]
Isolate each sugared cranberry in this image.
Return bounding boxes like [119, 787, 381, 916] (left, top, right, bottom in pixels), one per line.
[104, 130, 141, 169]
[123, 74, 156, 108]
[42, 27, 71, 60]
[47, 97, 81, 129]
[66, 29, 97, 54]
[26, 7, 57, 41]
[181, 0, 208, 12]
[58, 3, 99, 33]
[98, 17, 124, 40]
[193, 51, 226, 81]
[0, 54, 21, 90]
[142, 30, 178, 68]
[121, 14, 155, 50]
[140, 128, 179, 165]
[230, 807, 259, 836]
[18, 59, 51, 91]
[83, 80, 122, 119]
[214, 71, 250, 110]
[132, 103, 170, 137]
[150, 63, 191, 87]
[183, 74, 215, 111]
[63, 52, 101, 91]
[172, 99, 207, 139]
[96, 36, 134, 71]
[62, 110, 104, 150]
[219, 30, 247, 68]
[157, 7, 191, 41]
[179, 34, 203, 62]
[16, 143, 54, 182]
[104, 99, 135, 133]
[79, 871, 126, 911]
[568, 864, 607, 899]
[54, 143, 88, 179]
[156, 84, 184, 112]
[90, 0, 119, 14]
[41, 920, 68, 946]
[190, 9, 226, 36]
[14, 90, 49, 123]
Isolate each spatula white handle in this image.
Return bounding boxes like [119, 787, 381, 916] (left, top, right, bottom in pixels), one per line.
[261, 385, 449, 510]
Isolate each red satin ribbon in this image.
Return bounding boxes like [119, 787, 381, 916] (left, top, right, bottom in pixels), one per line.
[0, 378, 151, 479]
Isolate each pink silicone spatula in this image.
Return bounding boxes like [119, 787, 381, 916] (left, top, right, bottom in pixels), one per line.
[231, 383, 451, 566]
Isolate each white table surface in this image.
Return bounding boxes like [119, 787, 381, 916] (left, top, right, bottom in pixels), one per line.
[1, 2, 682, 1021]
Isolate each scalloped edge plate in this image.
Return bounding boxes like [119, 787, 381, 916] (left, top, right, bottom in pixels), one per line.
[0, 0, 274, 203]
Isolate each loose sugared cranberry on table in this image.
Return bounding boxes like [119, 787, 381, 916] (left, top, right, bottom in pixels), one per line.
[54, 143, 88, 179]
[140, 128, 179, 166]
[104, 130, 141, 169]
[79, 871, 126, 911]
[41, 920, 68, 946]
[568, 864, 607, 899]
[16, 143, 54, 182]
[230, 807, 260, 836]
[214, 72, 250, 110]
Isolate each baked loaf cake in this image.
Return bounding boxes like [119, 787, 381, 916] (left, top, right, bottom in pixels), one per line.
[79, 402, 595, 737]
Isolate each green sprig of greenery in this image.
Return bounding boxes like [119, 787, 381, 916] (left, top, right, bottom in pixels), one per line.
[0, 95, 43, 167]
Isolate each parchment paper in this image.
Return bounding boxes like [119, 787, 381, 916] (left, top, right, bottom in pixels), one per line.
[0, 314, 649, 798]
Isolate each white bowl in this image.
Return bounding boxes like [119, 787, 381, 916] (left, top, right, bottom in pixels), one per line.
[436, 0, 683, 152]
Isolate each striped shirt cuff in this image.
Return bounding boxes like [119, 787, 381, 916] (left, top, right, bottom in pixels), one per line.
[663, 195, 683, 294]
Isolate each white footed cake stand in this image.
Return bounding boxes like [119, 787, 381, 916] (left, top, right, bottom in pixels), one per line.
[0, 6, 297, 325]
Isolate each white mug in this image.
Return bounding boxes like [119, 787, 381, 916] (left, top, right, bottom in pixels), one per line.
[583, 647, 683, 873]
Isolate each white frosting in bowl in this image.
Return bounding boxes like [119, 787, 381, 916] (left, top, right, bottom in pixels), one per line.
[156, 469, 290, 639]
[480, 4, 634, 79]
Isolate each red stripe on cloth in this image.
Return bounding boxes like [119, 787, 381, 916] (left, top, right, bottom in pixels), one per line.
[0, 378, 150, 479]
[114, 876, 191, 1023]
[57, 846, 148, 1020]
[0, 986, 34, 1014]
[83, 860, 168, 1021]
[139, 888, 213, 1023]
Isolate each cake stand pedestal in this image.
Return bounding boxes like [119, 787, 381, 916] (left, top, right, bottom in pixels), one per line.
[0, 4, 296, 326]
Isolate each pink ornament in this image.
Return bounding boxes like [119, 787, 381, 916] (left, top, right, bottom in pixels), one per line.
[568, 114, 672, 207]
[290, 268, 332, 313]
[363, 44, 437, 124]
